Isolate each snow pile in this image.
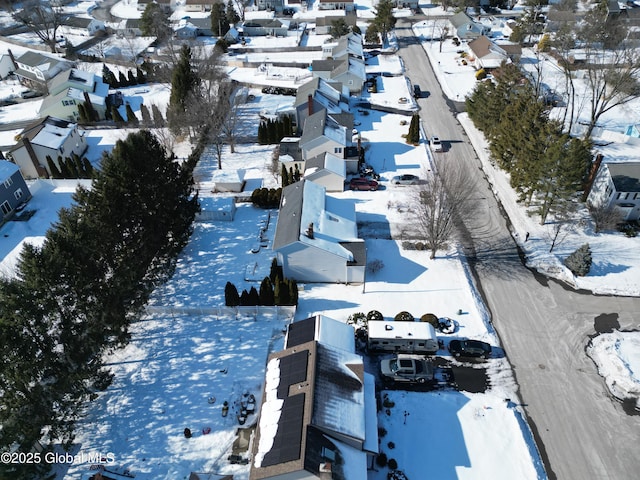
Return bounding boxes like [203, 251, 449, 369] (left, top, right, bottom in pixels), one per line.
[587, 331, 640, 408]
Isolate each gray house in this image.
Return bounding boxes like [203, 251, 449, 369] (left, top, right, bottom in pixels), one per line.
[250, 314, 377, 480]
[240, 18, 289, 37]
[13, 51, 75, 91]
[273, 179, 366, 284]
[0, 161, 31, 222]
[299, 110, 351, 161]
[303, 152, 347, 192]
[311, 56, 366, 94]
[294, 76, 348, 135]
[450, 11, 491, 39]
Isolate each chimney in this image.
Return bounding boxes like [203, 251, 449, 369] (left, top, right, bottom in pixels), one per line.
[7, 49, 18, 71]
[308, 94, 313, 117]
[582, 153, 604, 202]
[305, 222, 314, 239]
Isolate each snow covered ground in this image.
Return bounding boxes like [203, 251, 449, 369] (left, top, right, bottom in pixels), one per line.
[1, 1, 639, 478]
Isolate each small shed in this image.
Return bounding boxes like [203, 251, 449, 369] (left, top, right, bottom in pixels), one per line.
[367, 320, 439, 354]
[211, 169, 245, 193]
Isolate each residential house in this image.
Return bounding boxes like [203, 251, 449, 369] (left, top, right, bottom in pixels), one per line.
[60, 16, 106, 36]
[5, 117, 87, 179]
[273, 179, 366, 283]
[250, 314, 377, 479]
[0, 54, 15, 79]
[13, 51, 75, 91]
[0, 161, 31, 222]
[449, 11, 491, 39]
[184, 0, 217, 12]
[174, 20, 199, 40]
[321, 32, 364, 60]
[317, 0, 355, 11]
[587, 160, 640, 221]
[279, 137, 303, 163]
[311, 56, 366, 94]
[467, 35, 509, 70]
[294, 76, 349, 135]
[299, 110, 350, 161]
[545, 9, 578, 33]
[189, 17, 215, 36]
[303, 152, 347, 192]
[38, 68, 109, 121]
[392, 0, 418, 8]
[116, 18, 143, 38]
[257, 0, 284, 11]
[240, 18, 289, 36]
[315, 12, 357, 35]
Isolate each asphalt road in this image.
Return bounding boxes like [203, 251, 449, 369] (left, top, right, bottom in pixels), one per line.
[395, 18, 640, 480]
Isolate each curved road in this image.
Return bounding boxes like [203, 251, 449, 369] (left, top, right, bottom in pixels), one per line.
[395, 18, 640, 480]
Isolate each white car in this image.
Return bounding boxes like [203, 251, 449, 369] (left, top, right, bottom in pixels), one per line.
[430, 136, 443, 152]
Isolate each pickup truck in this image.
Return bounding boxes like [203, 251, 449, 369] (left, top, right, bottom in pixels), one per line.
[380, 354, 434, 384]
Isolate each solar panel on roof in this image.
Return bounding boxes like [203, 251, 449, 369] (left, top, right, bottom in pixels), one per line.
[277, 350, 309, 398]
[285, 317, 316, 348]
[260, 393, 305, 467]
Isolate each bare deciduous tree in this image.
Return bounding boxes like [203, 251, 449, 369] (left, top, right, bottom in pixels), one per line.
[412, 163, 478, 259]
[589, 204, 623, 233]
[14, 0, 65, 53]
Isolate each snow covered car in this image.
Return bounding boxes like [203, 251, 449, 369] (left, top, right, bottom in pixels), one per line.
[380, 354, 434, 383]
[448, 339, 492, 359]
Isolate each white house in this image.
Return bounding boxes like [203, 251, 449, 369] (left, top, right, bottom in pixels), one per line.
[273, 179, 366, 283]
[321, 32, 364, 60]
[467, 35, 509, 70]
[587, 161, 640, 221]
[303, 152, 347, 192]
[13, 51, 74, 90]
[250, 314, 377, 480]
[299, 110, 351, 161]
[60, 16, 106, 36]
[0, 54, 15, 79]
[4, 117, 87, 179]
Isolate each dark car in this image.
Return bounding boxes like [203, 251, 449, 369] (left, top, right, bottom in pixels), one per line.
[448, 339, 492, 359]
[413, 84, 421, 98]
[349, 177, 379, 191]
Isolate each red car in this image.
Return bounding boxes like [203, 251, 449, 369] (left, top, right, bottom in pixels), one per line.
[349, 177, 379, 191]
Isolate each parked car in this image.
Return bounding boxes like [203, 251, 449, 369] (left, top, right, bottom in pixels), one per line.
[448, 339, 492, 359]
[349, 177, 379, 191]
[391, 174, 420, 185]
[380, 354, 434, 384]
[430, 136, 443, 152]
[413, 84, 421, 98]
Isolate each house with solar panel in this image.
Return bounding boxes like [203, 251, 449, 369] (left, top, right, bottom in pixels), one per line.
[273, 179, 366, 284]
[250, 315, 378, 480]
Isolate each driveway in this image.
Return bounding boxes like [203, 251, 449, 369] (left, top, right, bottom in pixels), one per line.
[396, 18, 640, 480]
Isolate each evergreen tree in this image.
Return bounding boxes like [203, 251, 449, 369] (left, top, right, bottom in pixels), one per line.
[102, 64, 117, 88]
[140, 103, 152, 126]
[112, 105, 125, 124]
[139, 2, 171, 40]
[258, 121, 267, 145]
[72, 152, 85, 178]
[329, 18, 350, 39]
[168, 45, 200, 122]
[125, 103, 139, 125]
[269, 258, 283, 283]
[407, 113, 420, 144]
[239, 289, 250, 305]
[248, 286, 260, 306]
[136, 67, 146, 84]
[82, 158, 94, 178]
[118, 70, 128, 87]
[564, 243, 592, 276]
[151, 104, 166, 127]
[281, 163, 289, 187]
[46, 155, 62, 178]
[226, 0, 240, 25]
[259, 276, 274, 305]
[287, 278, 298, 305]
[371, 0, 396, 43]
[127, 69, 138, 86]
[65, 157, 79, 178]
[225, 281, 240, 306]
[273, 276, 282, 305]
[211, 0, 230, 36]
[58, 155, 71, 177]
[77, 102, 88, 123]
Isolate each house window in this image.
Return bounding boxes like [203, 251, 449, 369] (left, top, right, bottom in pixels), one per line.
[14, 188, 23, 201]
[1, 201, 11, 215]
[3, 177, 13, 188]
[334, 147, 342, 154]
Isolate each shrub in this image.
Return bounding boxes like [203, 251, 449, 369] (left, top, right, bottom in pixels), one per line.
[382, 394, 395, 408]
[564, 243, 592, 276]
[420, 313, 438, 328]
[388, 458, 398, 470]
[475, 68, 487, 80]
[387, 441, 395, 449]
[367, 310, 384, 321]
[394, 311, 414, 322]
[537, 33, 551, 52]
[367, 259, 384, 273]
[376, 452, 388, 467]
[224, 281, 240, 306]
[378, 427, 387, 438]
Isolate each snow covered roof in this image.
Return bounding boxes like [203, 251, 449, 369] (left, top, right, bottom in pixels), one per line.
[305, 152, 347, 177]
[285, 315, 355, 352]
[211, 168, 245, 183]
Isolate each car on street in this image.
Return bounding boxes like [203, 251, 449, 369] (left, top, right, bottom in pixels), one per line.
[391, 174, 420, 185]
[380, 354, 434, 384]
[448, 339, 492, 359]
[430, 136, 443, 152]
[349, 177, 379, 191]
